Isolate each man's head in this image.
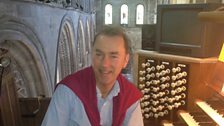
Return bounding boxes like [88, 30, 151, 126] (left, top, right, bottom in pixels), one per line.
[92, 25, 131, 88]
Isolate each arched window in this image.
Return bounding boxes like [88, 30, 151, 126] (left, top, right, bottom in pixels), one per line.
[105, 4, 112, 24]
[120, 4, 128, 24]
[170, 0, 190, 4]
[176, 0, 188, 4]
[136, 4, 144, 25]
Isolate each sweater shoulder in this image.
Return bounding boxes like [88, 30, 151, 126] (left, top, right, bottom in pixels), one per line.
[118, 75, 142, 97]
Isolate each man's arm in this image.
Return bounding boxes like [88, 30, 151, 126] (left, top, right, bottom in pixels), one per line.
[41, 85, 72, 126]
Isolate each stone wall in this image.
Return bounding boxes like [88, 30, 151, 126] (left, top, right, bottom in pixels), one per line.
[0, 0, 95, 97]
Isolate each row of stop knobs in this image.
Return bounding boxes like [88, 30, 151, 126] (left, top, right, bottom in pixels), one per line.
[142, 99, 186, 119]
[140, 88, 187, 99]
[139, 78, 187, 89]
[141, 63, 182, 73]
[139, 71, 187, 81]
[141, 93, 186, 107]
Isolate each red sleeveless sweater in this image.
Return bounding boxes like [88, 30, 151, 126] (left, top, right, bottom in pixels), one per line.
[59, 66, 142, 126]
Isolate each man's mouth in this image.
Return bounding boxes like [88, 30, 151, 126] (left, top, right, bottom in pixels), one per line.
[99, 69, 112, 75]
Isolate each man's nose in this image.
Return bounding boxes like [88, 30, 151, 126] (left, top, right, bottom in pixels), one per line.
[101, 56, 111, 67]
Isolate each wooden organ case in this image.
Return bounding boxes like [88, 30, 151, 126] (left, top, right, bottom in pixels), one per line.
[133, 50, 222, 126]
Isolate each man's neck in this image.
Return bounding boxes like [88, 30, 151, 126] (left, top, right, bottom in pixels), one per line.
[96, 83, 115, 98]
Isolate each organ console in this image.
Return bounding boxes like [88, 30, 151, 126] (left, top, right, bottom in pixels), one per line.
[133, 50, 223, 126]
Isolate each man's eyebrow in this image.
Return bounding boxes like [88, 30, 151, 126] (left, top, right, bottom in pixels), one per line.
[95, 49, 103, 53]
[95, 49, 119, 55]
[110, 52, 119, 55]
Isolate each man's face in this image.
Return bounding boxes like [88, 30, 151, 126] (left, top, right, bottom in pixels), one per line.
[92, 35, 129, 87]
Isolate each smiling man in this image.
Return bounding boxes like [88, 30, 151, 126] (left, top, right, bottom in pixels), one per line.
[42, 26, 144, 126]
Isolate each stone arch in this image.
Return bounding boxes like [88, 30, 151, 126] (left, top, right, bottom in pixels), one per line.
[89, 15, 95, 43]
[0, 15, 51, 97]
[56, 15, 76, 84]
[85, 18, 92, 66]
[76, 16, 86, 71]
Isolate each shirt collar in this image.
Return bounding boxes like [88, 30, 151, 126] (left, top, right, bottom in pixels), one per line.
[96, 80, 120, 100]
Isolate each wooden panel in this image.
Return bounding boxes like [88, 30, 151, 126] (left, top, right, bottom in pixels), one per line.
[0, 54, 50, 126]
[186, 61, 216, 111]
[206, 61, 224, 95]
[0, 61, 23, 126]
[19, 97, 51, 126]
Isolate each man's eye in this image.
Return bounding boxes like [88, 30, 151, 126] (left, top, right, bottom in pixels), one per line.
[96, 53, 102, 56]
[111, 55, 118, 58]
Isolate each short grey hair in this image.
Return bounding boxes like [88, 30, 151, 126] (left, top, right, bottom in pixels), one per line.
[93, 25, 132, 55]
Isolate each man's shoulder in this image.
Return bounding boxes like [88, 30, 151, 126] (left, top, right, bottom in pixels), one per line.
[59, 66, 93, 84]
[118, 74, 142, 95]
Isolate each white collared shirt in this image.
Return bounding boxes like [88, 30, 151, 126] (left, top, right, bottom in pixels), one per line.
[42, 81, 144, 126]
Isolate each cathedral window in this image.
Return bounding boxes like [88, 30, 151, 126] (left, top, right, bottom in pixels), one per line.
[136, 4, 144, 25]
[105, 4, 112, 24]
[120, 4, 128, 24]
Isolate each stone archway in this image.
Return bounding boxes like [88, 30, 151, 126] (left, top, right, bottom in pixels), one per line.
[0, 15, 51, 97]
[56, 15, 76, 84]
[0, 40, 47, 97]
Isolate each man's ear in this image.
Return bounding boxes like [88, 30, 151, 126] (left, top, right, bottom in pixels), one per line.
[123, 54, 130, 68]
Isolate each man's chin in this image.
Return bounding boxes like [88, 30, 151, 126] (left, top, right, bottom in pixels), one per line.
[99, 79, 115, 86]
